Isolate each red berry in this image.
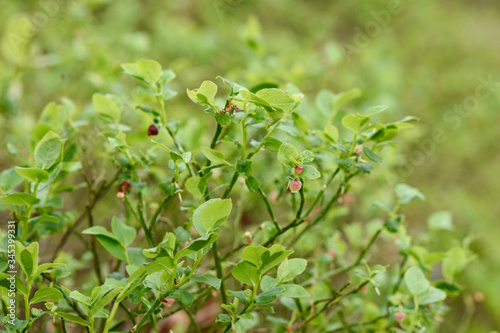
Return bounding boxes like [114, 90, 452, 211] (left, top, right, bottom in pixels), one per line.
[288, 179, 302, 193]
[148, 124, 158, 136]
[294, 165, 304, 175]
[119, 181, 131, 192]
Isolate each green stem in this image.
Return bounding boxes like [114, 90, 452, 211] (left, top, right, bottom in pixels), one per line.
[125, 197, 154, 247]
[149, 196, 172, 233]
[222, 116, 287, 199]
[295, 184, 305, 220]
[261, 169, 340, 248]
[347, 133, 358, 157]
[302, 226, 383, 287]
[241, 119, 247, 158]
[185, 307, 201, 333]
[211, 123, 223, 150]
[21, 180, 39, 241]
[258, 188, 280, 232]
[212, 241, 227, 304]
[24, 286, 31, 320]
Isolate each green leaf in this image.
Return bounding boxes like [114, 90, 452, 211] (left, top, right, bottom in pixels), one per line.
[255, 88, 295, 111]
[280, 284, 310, 298]
[404, 267, 430, 296]
[241, 246, 268, 268]
[300, 165, 321, 180]
[216, 111, 231, 126]
[185, 177, 207, 199]
[82, 227, 127, 261]
[260, 276, 277, 292]
[146, 256, 174, 274]
[30, 288, 63, 304]
[57, 312, 91, 327]
[299, 150, 314, 164]
[442, 247, 468, 281]
[278, 143, 300, 167]
[92, 93, 121, 124]
[363, 147, 383, 163]
[278, 258, 307, 282]
[1, 193, 40, 206]
[0, 167, 24, 192]
[255, 287, 285, 304]
[34, 131, 63, 170]
[333, 88, 361, 110]
[365, 105, 389, 117]
[316, 89, 336, 116]
[201, 147, 230, 166]
[260, 245, 294, 274]
[324, 124, 339, 142]
[418, 286, 447, 305]
[395, 183, 425, 204]
[33, 263, 66, 281]
[90, 287, 123, 316]
[82, 226, 116, 239]
[95, 236, 127, 261]
[190, 276, 221, 290]
[69, 291, 92, 306]
[136, 59, 162, 84]
[14, 167, 49, 183]
[187, 80, 218, 108]
[192, 199, 219, 235]
[200, 199, 232, 233]
[20, 250, 34, 277]
[428, 211, 453, 231]
[342, 114, 369, 132]
[232, 261, 260, 286]
[116, 267, 147, 302]
[174, 233, 219, 260]
[245, 176, 260, 192]
[39, 102, 63, 132]
[111, 216, 136, 247]
[216, 314, 231, 323]
[168, 289, 195, 306]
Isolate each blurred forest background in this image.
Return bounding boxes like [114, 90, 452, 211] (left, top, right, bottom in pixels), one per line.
[0, 0, 499, 331]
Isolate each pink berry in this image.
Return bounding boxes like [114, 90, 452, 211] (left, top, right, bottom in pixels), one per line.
[148, 124, 159, 136]
[116, 191, 125, 199]
[161, 298, 175, 306]
[294, 165, 304, 175]
[288, 179, 302, 193]
[394, 312, 407, 322]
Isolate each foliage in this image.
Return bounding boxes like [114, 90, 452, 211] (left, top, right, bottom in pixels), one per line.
[0, 57, 474, 333]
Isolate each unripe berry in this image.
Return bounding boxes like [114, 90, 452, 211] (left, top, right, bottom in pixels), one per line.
[473, 291, 485, 303]
[116, 191, 125, 199]
[294, 165, 303, 175]
[394, 312, 407, 322]
[288, 179, 302, 193]
[244, 231, 253, 244]
[148, 124, 159, 136]
[354, 144, 363, 156]
[161, 298, 175, 307]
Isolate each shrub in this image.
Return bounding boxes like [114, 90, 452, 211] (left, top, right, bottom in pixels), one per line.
[0, 59, 472, 332]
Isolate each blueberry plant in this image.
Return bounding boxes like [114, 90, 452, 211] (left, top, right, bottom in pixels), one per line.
[0, 59, 473, 332]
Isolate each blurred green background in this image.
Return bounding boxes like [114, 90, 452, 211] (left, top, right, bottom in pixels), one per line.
[1, 0, 499, 331]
